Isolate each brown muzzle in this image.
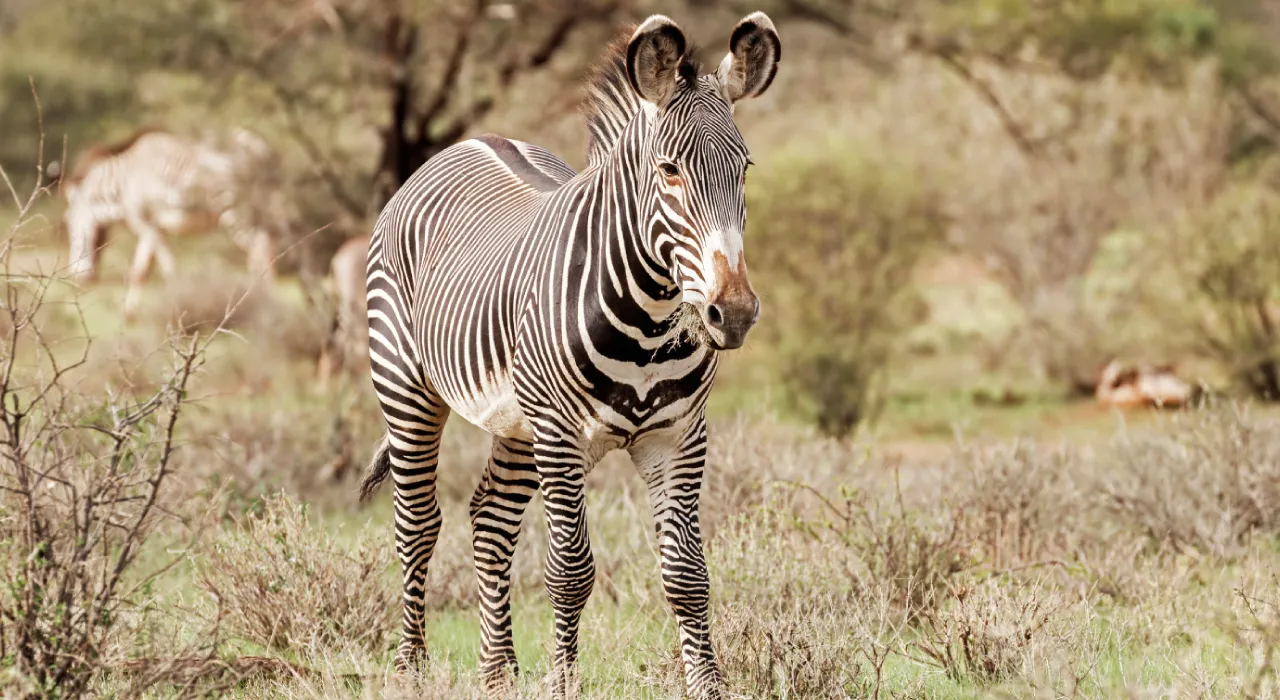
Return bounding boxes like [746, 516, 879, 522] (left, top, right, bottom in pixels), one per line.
[705, 252, 760, 350]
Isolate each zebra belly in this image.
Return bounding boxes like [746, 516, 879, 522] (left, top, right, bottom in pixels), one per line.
[148, 205, 217, 236]
[440, 371, 534, 440]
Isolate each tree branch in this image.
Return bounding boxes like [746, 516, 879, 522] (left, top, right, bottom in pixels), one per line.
[418, 0, 487, 135]
[931, 49, 1042, 158]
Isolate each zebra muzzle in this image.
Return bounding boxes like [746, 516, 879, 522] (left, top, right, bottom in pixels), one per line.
[703, 293, 758, 350]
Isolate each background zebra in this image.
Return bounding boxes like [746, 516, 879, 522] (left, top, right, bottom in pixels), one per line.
[360, 12, 780, 699]
[316, 232, 372, 385]
[62, 127, 283, 319]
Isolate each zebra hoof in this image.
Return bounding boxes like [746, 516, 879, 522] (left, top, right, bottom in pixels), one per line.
[392, 645, 429, 675]
[481, 659, 519, 697]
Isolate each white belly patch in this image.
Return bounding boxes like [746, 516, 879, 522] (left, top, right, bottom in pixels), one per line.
[446, 375, 533, 440]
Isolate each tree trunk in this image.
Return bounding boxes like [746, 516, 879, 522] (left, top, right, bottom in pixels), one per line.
[369, 12, 446, 212]
[1245, 358, 1280, 401]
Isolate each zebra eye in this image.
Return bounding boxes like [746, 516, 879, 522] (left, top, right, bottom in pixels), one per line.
[658, 161, 681, 179]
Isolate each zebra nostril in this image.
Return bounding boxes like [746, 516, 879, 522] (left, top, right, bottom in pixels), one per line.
[706, 304, 725, 328]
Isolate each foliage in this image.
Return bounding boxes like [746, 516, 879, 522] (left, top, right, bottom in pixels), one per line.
[0, 3, 137, 190]
[1154, 181, 1280, 400]
[60, 0, 624, 221]
[748, 141, 942, 436]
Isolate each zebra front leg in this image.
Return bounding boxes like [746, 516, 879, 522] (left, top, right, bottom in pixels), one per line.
[470, 437, 538, 695]
[384, 401, 451, 671]
[632, 417, 723, 699]
[534, 435, 595, 698]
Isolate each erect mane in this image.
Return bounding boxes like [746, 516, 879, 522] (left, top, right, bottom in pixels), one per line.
[65, 127, 167, 186]
[581, 25, 700, 168]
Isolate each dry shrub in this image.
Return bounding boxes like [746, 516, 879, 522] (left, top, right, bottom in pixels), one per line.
[910, 576, 1099, 690]
[1228, 573, 1280, 698]
[196, 492, 396, 654]
[179, 387, 386, 505]
[703, 503, 909, 700]
[1103, 405, 1280, 559]
[763, 480, 973, 620]
[162, 268, 263, 333]
[245, 293, 333, 365]
[702, 416, 868, 527]
[0, 146, 231, 698]
[712, 604, 871, 699]
[949, 442, 1088, 570]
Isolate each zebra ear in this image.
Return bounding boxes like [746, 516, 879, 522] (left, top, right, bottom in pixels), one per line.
[717, 12, 781, 103]
[626, 15, 689, 108]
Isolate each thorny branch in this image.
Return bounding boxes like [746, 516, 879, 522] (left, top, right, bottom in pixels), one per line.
[0, 87, 248, 696]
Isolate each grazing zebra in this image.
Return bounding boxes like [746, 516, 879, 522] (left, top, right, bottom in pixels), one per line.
[62, 127, 280, 318]
[360, 12, 780, 699]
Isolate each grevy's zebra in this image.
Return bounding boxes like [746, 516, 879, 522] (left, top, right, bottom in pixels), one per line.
[63, 128, 279, 318]
[360, 13, 780, 698]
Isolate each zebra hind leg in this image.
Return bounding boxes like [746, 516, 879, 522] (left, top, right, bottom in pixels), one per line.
[469, 437, 538, 695]
[375, 392, 451, 673]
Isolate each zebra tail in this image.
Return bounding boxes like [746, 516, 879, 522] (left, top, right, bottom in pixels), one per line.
[359, 434, 392, 503]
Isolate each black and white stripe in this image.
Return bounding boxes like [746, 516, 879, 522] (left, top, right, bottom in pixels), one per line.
[361, 13, 780, 699]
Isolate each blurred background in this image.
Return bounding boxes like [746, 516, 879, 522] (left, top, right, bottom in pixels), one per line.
[4, 2, 1280, 697]
[7, 0, 1280, 444]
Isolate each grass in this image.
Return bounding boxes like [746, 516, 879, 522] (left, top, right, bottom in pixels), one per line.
[97, 404, 1280, 699]
[6, 237, 1280, 699]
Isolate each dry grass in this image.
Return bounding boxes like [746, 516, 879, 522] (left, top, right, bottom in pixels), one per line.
[195, 493, 396, 654]
[1103, 404, 1280, 559]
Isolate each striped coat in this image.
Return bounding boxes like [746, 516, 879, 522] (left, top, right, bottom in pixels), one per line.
[361, 13, 780, 699]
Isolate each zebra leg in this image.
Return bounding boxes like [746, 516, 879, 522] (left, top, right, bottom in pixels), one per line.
[379, 395, 451, 672]
[122, 231, 158, 320]
[245, 228, 275, 281]
[534, 433, 595, 698]
[631, 417, 723, 699]
[469, 436, 537, 694]
[150, 234, 177, 281]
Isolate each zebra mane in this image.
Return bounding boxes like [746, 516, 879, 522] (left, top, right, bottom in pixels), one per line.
[65, 127, 167, 185]
[582, 26, 700, 168]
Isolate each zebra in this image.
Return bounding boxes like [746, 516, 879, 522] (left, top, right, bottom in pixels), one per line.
[360, 12, 780, 699]
[62, 127, 281, 319]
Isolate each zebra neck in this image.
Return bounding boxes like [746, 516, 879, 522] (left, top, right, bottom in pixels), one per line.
[584, 146, 683, 335]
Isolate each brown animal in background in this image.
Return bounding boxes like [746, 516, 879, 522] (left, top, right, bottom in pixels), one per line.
[1095, 359, 1195, 409]
[317, 233, 371, 384]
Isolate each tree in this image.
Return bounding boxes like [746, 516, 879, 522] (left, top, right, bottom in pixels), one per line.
[68, 0, 628, 221]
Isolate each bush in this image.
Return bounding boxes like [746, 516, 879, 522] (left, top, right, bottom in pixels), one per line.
[196, 492, 396, 654]
[162, 267, 263, 334]
[910, 577, 1097, 688]
[1155, 181, 1280, 400]
[748, 141, 943, 437]
[0, 154, 225, 698]
[1103, 405, 1280, 559]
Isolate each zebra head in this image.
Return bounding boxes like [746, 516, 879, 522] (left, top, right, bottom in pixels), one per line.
[626, 13, 780, 350]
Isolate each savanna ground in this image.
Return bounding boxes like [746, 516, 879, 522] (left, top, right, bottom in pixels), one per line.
[4, 189, 1279, 699]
